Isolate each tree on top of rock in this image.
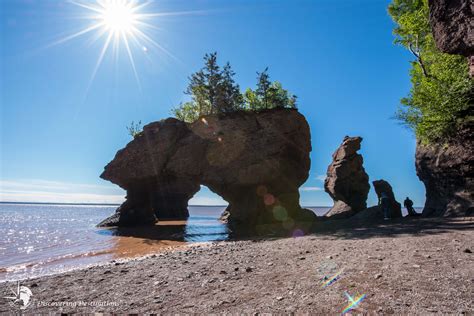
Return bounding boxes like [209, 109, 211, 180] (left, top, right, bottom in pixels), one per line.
[176, 52, 243, 120]
[172, 53, 297, 123]
[256, 67, 271, 109]
[244, 68, 297, 111]
[217, 62, 244, 113]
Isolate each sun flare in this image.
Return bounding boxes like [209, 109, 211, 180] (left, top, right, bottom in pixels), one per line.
[100, 1, 137, 33]
[53, 0, 188, 89]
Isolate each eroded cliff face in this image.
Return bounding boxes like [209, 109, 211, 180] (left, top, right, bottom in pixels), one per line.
[429, 0, 473, 55]
[99, 108, 316, 232]
[416, 123, 474, 217]
[416, 0, 474, 217]
[323, 136, 370, 218]
[429, 0, 474, 75]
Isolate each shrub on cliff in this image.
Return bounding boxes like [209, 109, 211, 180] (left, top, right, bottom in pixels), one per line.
[172, 53, 297, 123]
[389, 0, 472, 143]
[126, 120, 143, 138]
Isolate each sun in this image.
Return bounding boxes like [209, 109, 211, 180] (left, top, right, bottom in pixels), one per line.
[51, 0, 202, 90]
[51, 0, 181, 89]
[100, 1, 137, 33]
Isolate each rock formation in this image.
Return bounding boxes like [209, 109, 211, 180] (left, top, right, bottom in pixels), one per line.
[429, 0, 473, 56]
[349, 180, 404, 221]
[99, 108, 317, 232]
[416, 123, 474, 217]
[323, 136, 370, 218]
[415, 0, 474, 217]
[372, 179, 402, 218]
[428, 0, 474, 75]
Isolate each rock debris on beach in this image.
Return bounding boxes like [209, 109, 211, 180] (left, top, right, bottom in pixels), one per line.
[0, 218, 472, 314]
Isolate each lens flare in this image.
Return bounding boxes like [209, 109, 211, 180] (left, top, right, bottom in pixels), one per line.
[51, 0, 199, 89]
[341, 291, 366, 314]
[320, 269, 343, 288]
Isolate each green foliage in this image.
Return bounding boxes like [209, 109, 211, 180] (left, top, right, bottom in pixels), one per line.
[126, 120, 143, 138]
[171, 102, 200, 123]
[172, 53, 297, 123]
[389, 0, 472, 142]
[243, 70, 297, 111]
[184, 52, 243, 118]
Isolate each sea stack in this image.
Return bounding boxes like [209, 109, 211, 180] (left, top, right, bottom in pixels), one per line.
[99, 108, 317, 232]
[324, 136, 370, 218]
[372, 179, 402, 218]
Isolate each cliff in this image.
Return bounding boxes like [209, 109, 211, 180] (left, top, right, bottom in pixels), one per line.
[415, 0, 474, 217]
[428, 0, 473, 75]
[416, 123, 474, 217]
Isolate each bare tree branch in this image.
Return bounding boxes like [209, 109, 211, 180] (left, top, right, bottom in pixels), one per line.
[409, 37, 430, 77]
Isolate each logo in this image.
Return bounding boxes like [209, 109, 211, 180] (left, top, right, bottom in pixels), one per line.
[3, 281, 33, 310]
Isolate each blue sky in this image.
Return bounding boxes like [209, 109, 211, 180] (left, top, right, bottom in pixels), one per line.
[0, 0, 425, 206]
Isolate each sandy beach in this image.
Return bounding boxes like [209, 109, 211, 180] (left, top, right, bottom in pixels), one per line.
[1, 217, 472, 314]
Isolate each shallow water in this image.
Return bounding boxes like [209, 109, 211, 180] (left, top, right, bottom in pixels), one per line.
[0, 203, 333, 281]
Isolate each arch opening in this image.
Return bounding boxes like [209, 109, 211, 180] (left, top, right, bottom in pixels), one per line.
[184, 185, 229, 242]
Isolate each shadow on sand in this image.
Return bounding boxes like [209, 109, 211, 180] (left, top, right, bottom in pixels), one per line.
[310, 217, 474, 240]
[97, 216, 474, 246]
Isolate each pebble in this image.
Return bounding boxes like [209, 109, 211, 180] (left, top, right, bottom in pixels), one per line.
[463, 248, 472, 253]
[245, 267, 253, 272]
[276, 296, 284, 301]
[412, 264, 421, 268]
[375, 273, 383, 279]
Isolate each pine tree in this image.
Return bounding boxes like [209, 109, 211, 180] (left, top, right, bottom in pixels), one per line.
[217, 62, 243, 113]
[256, 67, 271, 109]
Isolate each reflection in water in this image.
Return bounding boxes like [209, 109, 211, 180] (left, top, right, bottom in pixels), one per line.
[102, 210, 229, 242]
[0, 205, 334, 281]
[0, 204, 229, 281]
[101, 212, 230, 258]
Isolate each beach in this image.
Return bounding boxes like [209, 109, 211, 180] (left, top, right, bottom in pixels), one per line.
[1, 217, 472, 314]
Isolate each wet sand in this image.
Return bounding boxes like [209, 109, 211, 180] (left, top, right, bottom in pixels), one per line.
[1, 217, 473, 314]
[0, 205, 229, 281]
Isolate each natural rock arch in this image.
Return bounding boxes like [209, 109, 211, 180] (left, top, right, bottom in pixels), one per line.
[98, 108, 317, 233]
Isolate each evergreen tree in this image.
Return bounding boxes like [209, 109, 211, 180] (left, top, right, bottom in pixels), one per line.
[173, 53, 297, 122]
[217, 62, 243, 113]
[256, 67, 271, 109]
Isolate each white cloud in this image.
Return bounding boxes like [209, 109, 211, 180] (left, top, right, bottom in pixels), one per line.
[0, 179, 125, 204]
[300, 186, 323, 192]
[0, 179, 230, 205]
[189, 195, 228, 206]
[315, 174, 327, 181]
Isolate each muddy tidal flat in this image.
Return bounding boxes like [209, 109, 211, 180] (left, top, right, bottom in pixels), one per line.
[1, 217, 473, 314]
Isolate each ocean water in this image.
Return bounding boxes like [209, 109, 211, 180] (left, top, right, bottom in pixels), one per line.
[0, 203, 331, 282]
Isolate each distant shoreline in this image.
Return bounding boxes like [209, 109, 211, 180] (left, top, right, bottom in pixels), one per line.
[0, 202, 424, 208]
[0, 202, 335, 208]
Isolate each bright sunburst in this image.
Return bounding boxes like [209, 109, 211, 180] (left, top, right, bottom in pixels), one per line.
[101, 1, 137, 33]
[54, 0, 183, 89]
